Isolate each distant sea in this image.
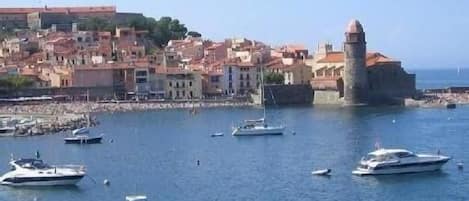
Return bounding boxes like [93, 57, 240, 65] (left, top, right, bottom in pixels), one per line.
[411, 68, 469, 89]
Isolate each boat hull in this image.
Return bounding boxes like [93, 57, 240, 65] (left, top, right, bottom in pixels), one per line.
[64, 137, 102, 144]
[232, 127, 285, 136]
[1, 175, 84, 186]
[352, 159, 449, 175]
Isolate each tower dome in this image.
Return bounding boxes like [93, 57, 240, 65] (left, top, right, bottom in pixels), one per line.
[346, 19, 364, 33]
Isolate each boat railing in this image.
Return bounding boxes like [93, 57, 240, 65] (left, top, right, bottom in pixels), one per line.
[55, 165, 86, 172]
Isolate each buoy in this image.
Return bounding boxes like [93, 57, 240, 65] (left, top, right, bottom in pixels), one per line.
[392, 119, 396, 123]
[197, 160, 200, 166]
[103, 179, 110, 186]
[457, 162, 464, 170]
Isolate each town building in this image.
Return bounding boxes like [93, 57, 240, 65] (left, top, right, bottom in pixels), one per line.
[222, 59, 260, 96]
[164, 68, 203, 99]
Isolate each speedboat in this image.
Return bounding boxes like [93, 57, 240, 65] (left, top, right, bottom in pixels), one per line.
[232, 118, 285, 136]
[126, 195, 147, 201]
[0, 127, 15, 137]
[72, 127, 89, 135]
[352, 148, 451, 175]
[0, 158, 86, 186]
[211, 132, 224, 137]
[64, 134, 104, 144]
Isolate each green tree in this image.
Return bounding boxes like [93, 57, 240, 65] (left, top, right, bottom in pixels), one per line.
[187, 31, 202, 38]
[79, 16, 193, 48]
[4, 75, 34, 90]
[264, 72, 285, 85]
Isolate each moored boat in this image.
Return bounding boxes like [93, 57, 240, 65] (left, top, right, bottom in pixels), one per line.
[352, 148, 451, 175]
[64, 134, 104, 144]
[0, 158, 86, 186]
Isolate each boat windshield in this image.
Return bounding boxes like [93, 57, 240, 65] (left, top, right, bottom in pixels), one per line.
[363, 154, 390, 162]
[395, 152, 416, 158]
[15, 159, 51, 169]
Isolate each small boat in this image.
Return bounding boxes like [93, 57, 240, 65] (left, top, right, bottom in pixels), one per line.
[0, 127, 15, 137]
[446, 103, 456, 109]
[211, 132, 224, 137]
[312, 169, 331, 176]
[352, 148, 451, 175]
[0, 158, 86, 186]
[72, 127, 89, 135]
[126, 195, 147, 201]
[64, 134, 104, 144]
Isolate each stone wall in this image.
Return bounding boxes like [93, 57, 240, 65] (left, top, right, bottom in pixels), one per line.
[313, 90, 343, 105]
[261, 84, 313, 105]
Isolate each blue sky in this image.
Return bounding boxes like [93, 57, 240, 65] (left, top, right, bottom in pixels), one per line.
[4, 0, 469, 69]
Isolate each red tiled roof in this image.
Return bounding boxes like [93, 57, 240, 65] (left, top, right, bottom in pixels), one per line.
[317, 51, 399, 67]
[316, 52, 344, 63]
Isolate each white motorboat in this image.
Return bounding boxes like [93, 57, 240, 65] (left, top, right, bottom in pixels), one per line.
[211, 132, 224, 137]
[126, 195, 147, 201]
[0, 127, 15, 137]
[352, 148, 451, 175]
[0, 158, 86, 186]
[312, 169, 332, 176]
[232, 118, 285, 136]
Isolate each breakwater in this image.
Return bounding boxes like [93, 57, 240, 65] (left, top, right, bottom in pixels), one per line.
[0, 113, 97, 137]
[0, 100, 253, 114]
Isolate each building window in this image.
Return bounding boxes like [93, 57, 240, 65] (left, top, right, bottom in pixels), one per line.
[182, 82, 185, 88]
[189, 81, 192, 87]
[176, 82, 179, 88]
[240, 74, 244, 80]
[190, 91, 193, 98]
[182, 90, 186, 97]
[229, 82, 232, 89]
[229, 74, 232, 81]
[247, 81, 250, 87]
[136, 78, 147, 83]
[176, 91, 180, 97]
[169, 91, 173, 98]
[246, 74, 250, 80]
[240, 82, 244, 88]
[169, 81, 172, 87]
[211, 76, 219, 83]
[228, 67, 232, 73]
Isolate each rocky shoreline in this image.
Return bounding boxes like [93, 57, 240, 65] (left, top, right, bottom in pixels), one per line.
[0, 100, 254, 115]
[405, 93, 469, 108]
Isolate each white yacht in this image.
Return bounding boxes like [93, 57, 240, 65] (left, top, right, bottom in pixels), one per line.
[0, 158, 86, 186]
[232, 65, 285, 136]
[352, 148, 451, 175]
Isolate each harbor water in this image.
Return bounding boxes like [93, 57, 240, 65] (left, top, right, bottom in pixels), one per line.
[0, 68, 468, 201]
[0, 105, 468, 201]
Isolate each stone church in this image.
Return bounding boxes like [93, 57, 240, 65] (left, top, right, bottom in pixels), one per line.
[309, 19, 416, 105]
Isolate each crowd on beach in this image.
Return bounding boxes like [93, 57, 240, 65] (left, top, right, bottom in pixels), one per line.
[0, 100, 254, 115]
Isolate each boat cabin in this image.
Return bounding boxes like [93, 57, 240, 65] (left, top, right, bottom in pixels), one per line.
[364, 149, 416, 162]
[12, 159, 51, 170]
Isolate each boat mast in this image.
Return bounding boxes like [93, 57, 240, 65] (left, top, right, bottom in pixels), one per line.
[260, 64, 266, 120]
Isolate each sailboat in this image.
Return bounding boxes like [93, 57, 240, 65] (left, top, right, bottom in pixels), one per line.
[231, 65, 285, 136]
